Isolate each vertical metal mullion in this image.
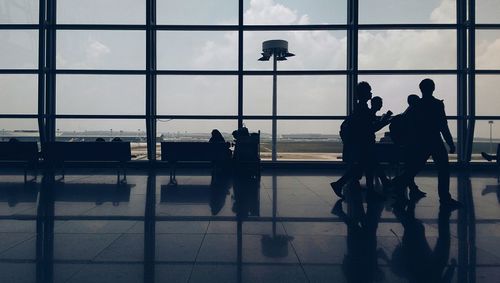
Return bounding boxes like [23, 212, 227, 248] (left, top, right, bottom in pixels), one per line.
[45, 0, 56, 142]
[347, 0, 358, 115]
[457, 0, 468, 164]
[146, 0, 157, 161]
[238, 0, 244, 129]
[466, 0, 476, 162]
[38, 0, 46, 146]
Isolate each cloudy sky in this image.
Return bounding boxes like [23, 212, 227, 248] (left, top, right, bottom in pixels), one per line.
[0, 0, 499, 139]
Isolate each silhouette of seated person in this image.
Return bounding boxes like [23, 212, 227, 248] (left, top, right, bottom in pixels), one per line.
[208, 128, 232, 163]
[95, 137, 106, 142]
[331, 182, 385, 282]
[392, 79, 461, 208]
[388, 201, 456, 282]
[112, 137, 122, 142]
[8, 137, 20, 143]
[232, 126, 259, 162]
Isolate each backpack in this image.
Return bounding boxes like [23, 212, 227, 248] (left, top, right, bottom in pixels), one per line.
[339, 116, 353, 143]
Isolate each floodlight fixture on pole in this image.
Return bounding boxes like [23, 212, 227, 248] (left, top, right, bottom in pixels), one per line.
[258, 40, 294, 161]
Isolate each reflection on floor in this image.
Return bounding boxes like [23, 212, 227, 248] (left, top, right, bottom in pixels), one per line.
[0, 168, 498, 283]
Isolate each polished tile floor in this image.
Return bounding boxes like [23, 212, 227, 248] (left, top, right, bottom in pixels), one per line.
[0, 168, 498, 283]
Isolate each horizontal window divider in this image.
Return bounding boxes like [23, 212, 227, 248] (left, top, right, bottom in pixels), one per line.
[0, 24, 39, 29]
[156, 70, 238, 75]
[156, 25, 239, 31]
[474, 117, 500, 120]
[243, 70, 348, 75]
[475, 24, 500, 29]
[55, 70, 147, 75]
[156, 115, 238, 120]
[242, 24, 349, 31]
[0, 114, 38, 118]
[55, 24, 147, 30]
[242, 116, 346, 120]
[156, 70, 349, 75]
[55, 115, 146, 119]
[358, 24, 458, 30]
[475, 70, 500, 74]
[357, 70, 458, 74]
[0, 69, 39, 74]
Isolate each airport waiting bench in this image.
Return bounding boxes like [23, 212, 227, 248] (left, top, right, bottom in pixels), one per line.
[0, 141, 39, 182]
[43, 142, 131, 182]
[161, 142, 231, 185]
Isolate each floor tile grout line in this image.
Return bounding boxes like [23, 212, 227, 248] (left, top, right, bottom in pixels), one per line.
[187, 220, 210, 283]
[281, 221, 312, 283]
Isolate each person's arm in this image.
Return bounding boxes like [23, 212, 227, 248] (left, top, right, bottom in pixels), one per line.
[438, 102, 455, 153]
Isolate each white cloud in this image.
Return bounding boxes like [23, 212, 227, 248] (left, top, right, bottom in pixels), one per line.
[430, 0, 455, 23]
[244, 0, 299, 25]
[86, 37, 111, 59]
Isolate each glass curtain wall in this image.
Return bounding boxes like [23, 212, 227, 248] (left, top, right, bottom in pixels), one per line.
[0, 0, 498, 162]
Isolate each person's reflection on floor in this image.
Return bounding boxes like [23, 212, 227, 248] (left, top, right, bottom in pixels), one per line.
[209, 169, 232, 215]
[389, 201, 457, 282]
[332, 183, 385, 282]
[232, 170, 260, 218]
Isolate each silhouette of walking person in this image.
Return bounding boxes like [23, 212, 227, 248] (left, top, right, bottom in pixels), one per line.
[389, 94, 426, 199]
[392, 79, 461, 208]
[331, 82, 388, 198]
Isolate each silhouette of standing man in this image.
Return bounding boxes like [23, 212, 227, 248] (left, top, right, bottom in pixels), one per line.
[395, 79, 461, 208]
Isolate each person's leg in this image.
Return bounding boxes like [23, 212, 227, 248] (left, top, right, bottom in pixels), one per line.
[430, 142, 452, 201]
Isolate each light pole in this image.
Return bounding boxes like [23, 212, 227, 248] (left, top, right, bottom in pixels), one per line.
[489, 120, 494, 153]
[258, 40, 294, 161]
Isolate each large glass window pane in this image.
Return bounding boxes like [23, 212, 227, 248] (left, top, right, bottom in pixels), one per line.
[156, 119, 237, 158]
[472, 120, 500, 161]
[0, 119, 39, 142]
[57, 31, 145, 70]
[157, 0, 237, 25]
[476, 30, 500, 70]
[244, 31, 346, 70]
[359, 0, 455, 24]
[157, 31, 237, 70]
[55, 119, 146, 160]
[0, 0, 38, 24]
[243, 0, 346, 25]
[476, 75, 500, 116]
[157, 76, 237, 115]
[243, 119, 343, 161]
[0, 30, 38, 69]
[243, 76, 346, 116]
[56, 75, 145, 115]
[357, 75, 457, 115]
[57, 0, 145, 24]
[476, 0, 500, 24]
[0, 75, 37, 114]
[358, 30, 456, 70]
[278, 120, 343, 161]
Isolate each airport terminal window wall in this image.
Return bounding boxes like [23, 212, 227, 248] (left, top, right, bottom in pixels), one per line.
[0, 0, 499, 162]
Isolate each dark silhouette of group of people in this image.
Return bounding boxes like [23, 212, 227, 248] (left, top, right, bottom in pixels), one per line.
[332, 78, 462, 209]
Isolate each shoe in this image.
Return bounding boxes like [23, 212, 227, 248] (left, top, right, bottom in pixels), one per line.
[331, 199, 344, 216]
[330, 181, 344, 199]
[409, 186, 426, 200]
[439, 198, 463, 210]
[481, 152, 493, 162]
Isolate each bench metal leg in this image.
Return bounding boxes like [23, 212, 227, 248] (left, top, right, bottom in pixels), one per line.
[169, 163, 177, 186]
